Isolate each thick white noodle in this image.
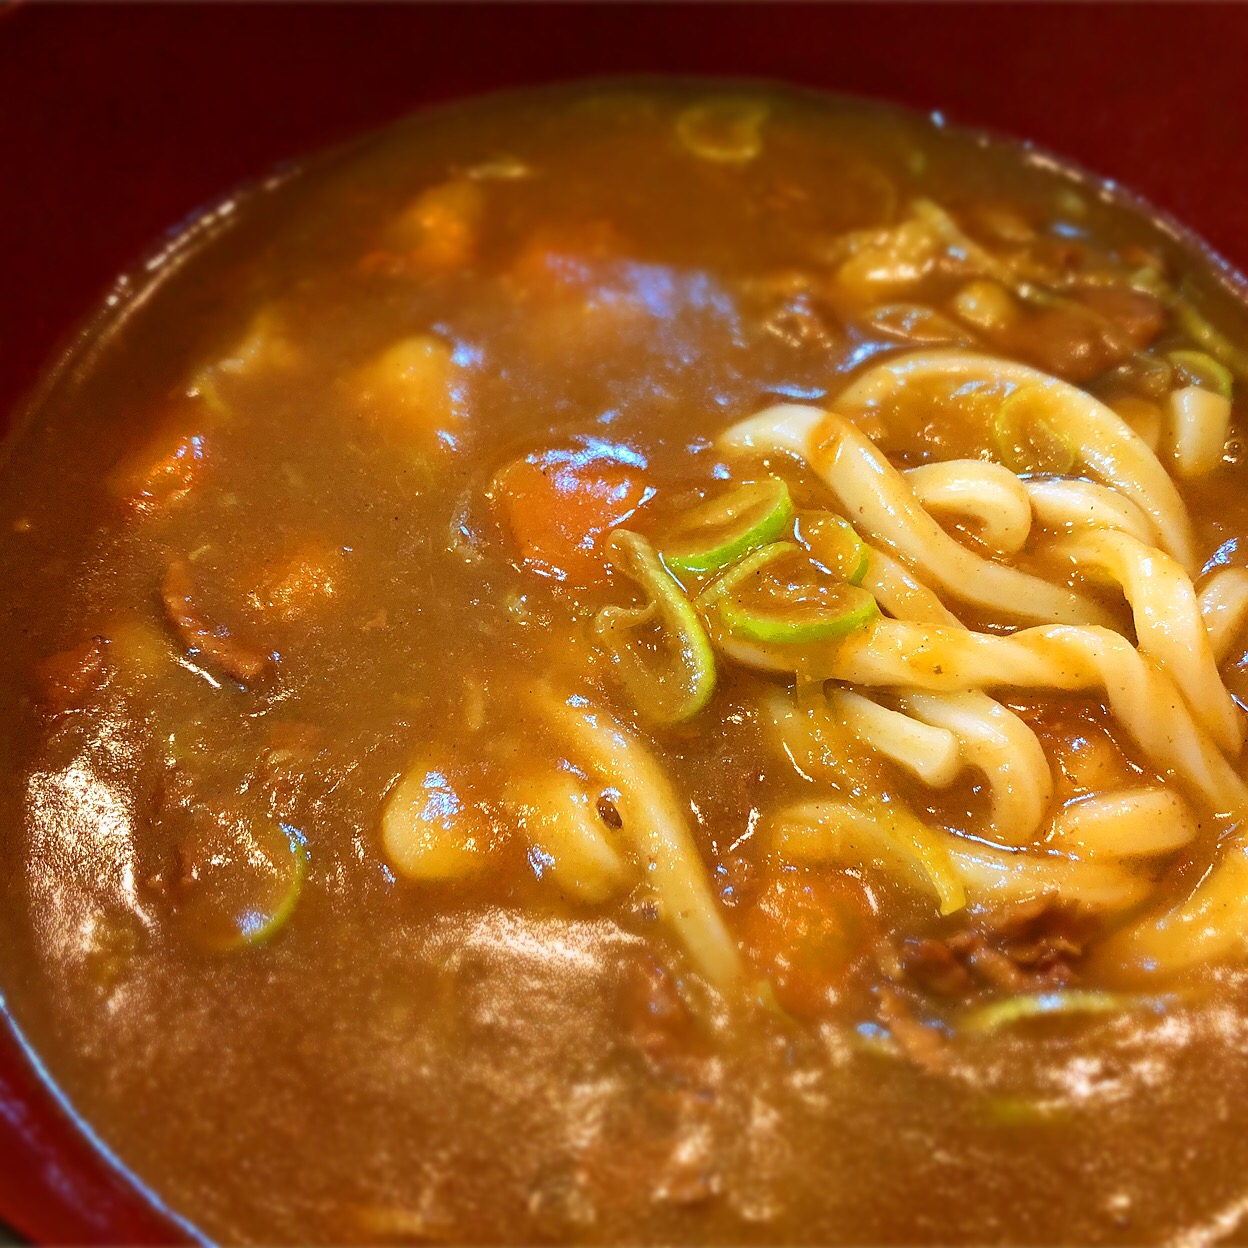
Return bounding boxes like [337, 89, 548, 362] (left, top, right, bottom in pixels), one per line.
[1052, 528, 1242, 754]
[763, 690, 966, 912]
[527, 686, 743, 991]
[722, 405, 1113, 627]
[833, 350, 1197, 571]
[827, 687, 962, 787]
[1169, 385, 1232, 479]
[1102, 837, 1248, 973]
[1047, 787, 1199, 861]
[715, 619, 1248, 817]
[1199, 567, 1248, 664]
[858, 543, 965, 628]
[899, 690, 1053, 845]
[1025, 476, 1158, 546]
[904, 459, 1032, 555]
[773, 800, 1147, 911]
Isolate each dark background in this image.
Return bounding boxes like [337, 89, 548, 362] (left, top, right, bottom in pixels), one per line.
[1, 3, 1246, 1243]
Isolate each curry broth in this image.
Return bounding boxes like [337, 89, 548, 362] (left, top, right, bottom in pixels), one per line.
[3, 82, 1248, 1243]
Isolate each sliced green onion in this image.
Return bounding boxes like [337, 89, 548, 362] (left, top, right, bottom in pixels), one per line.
[697, 540, 797, 608]
[959, 988, 1165, 1036]
[663, 479, 794, 575]
[1167, 349, 1234, 400]
[992, 386, 1078, 475]
[794, 511, 869, 585]
[593, 530, 716, 724]
[182, 819, 307, 952]
[675, 97, 768, 164]
[1174, 291, 1248, 385]
[709, 542, 879, 645]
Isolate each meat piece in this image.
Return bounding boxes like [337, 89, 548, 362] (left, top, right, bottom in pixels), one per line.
[875, 985, 948, 1075]
[898, 938, 975, 999]
[617, 953, 706, 1076]
[894, 898, 1093, 1008]
[944, 932, 1031, 994]
[1005, 286, 1165, 384]
[32, 636, 108, 713]
[973, 897, 1093, 971]
[161, 560, 272, 686]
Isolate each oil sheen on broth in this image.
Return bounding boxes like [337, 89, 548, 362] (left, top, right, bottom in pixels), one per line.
[3, 83, 1248, 1244]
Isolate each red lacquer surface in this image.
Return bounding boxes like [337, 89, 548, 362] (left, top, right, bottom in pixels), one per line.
[1, 3, 1246, 1241]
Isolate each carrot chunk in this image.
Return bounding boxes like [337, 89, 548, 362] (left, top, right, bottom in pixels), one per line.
[249, 545, 340, 622]
[109, 420, 208, 514]
[739, 871, 874, 1019]
[492, 444, 651, 586]
[33, 637, 108, 713]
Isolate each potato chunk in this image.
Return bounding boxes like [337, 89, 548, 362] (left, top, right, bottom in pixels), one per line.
[382, 755, 495, 882]
[389, 178, 483, 270]
[354, 334, 462, 450]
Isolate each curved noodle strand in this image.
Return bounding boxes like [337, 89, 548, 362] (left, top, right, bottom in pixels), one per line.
[1025, 477, 1157, 546]
[715, 618, 1248, 817]
[834, 350, 1197, 570]
[1199, 567, 1248, 664]
[1100, 836, 1248, 974]
[772, 800, 1147, 912]
[763, 690, 966, 913]
[904, 459, 1032, 555]
[827, 687, 962, 787]
[858, 543, 965, 628]
[1052, 528, 1242, 753]
[526, 685, 743, 991]
[899, 691, 1053, 845]
[1047, 788, 1199, 861]
[722, 405, 1113, 627]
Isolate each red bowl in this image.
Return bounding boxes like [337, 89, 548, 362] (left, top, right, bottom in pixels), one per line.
[2, 4, 1248, 1242]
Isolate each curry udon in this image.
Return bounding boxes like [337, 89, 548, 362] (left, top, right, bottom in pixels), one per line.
[3, 82, 1248, 1243]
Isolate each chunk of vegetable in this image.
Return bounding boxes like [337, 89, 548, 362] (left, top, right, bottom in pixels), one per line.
[249, 546, 340, 622]
[662, 478, 794, 575]
[382, 757, 495, 882]
[992, 385, 1077, 475]
[739, 871, 874, 1019]
[389, 178, 484, 269]
[492, 445, 651, 586]
[354, 334, 460, 449]
[505, 767, 631, 903]
[593, 530, 716, 724]
[1174, 294, 1248, 385]
[707, 542, 879, 644]
[109, 421, 208, 514]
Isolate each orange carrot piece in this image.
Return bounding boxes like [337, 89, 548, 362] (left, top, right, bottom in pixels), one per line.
[492, 447, 651, 586]
[110, 422, 208, 515]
